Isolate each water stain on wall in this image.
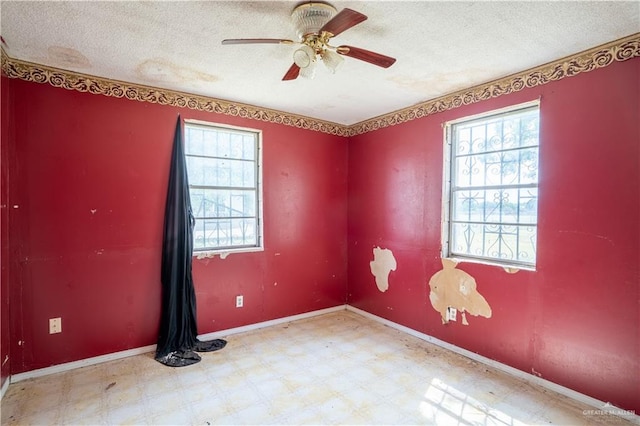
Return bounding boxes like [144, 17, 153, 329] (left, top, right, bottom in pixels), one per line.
[369, 246, 397, 292]
[428, 259, 491, 325]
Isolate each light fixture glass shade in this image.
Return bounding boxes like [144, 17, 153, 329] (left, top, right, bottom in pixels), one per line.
[322, 49, 344, 73]
[291, 3, 337, 39]
[299, 58, 317, 79]
[293, 44, 315, 68]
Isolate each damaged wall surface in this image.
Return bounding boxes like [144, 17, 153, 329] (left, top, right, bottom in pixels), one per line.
[3, 77, 348, 374]
[369, 246, 397, 293]
[1, 53, 638, 414]
[347, 58, 639, 413]
[428, 259, 491, 325]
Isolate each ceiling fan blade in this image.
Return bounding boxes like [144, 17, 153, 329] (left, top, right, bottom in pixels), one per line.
[282, 63, 300, 81]
[337, 45, 396, 68]
[319, 8, 367, 37]
[222, 38, 295, 45]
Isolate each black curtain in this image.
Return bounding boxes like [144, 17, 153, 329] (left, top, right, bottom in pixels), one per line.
[155, 116, 200, 366]
[155, 117, 226, 367]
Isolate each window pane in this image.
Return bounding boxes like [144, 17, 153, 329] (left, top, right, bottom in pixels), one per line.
[195, 218, 231, 249]
[193, 219, 206, 250]
[454, 148, 538, 188]
[185, 128, 205, 156]
[455, 108, 539, 156]
[193, 218, 256, 249]
[186, 156, 254, 188]
[191, 189, 256, 219]
[189, 129, 252, 160]
[231, 218, 256, 246]
[230, 133, 244, 159]
[243, 135, 256, 160]
[452, 188, 538, 225]
[215, 131, 230, 157]
[451, 223, 537, 264]
[243, 161, 256, 187]
[229, 160, 256, 188]
[202, 129, 218, 157]
[190, 188, 205, 217]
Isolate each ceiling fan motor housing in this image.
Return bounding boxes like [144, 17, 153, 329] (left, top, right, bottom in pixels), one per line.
[291, 2, 337, 39]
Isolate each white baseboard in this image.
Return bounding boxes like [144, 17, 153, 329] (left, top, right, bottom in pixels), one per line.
[197, 304, 346, 342]
[346, 305, 639, 425]
[0, 375, 9, 400]
[10, 304, 347, 384]
[11, 344, 157, 383]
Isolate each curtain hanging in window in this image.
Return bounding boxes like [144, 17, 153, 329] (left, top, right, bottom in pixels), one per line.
[155, 116, 227, 367]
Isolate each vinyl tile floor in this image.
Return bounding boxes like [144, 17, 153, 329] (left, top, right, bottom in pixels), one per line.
[1, 310, 635, 425]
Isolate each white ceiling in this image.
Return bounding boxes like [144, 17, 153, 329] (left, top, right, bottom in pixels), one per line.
[1, 1, 638, 125]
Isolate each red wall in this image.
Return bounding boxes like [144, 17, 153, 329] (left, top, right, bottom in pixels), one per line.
[1, 76, 12, 388]
[6, 78, 348, 374]
[347, 58, 639, 412]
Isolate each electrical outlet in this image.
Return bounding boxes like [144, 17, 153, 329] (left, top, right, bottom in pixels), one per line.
[49, 317, 62, 334]
[236, 295, 244, 308]
[446, 307, 457, 322]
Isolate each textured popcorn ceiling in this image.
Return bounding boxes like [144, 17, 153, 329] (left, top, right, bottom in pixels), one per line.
[1, 1, 638, 125]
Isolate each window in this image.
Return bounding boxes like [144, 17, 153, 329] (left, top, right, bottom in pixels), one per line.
[442, 102, 540, 268]
[184, 120, 262, 253]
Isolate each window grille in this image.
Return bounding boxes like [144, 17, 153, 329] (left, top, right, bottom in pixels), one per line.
[443, 103, 540, 267]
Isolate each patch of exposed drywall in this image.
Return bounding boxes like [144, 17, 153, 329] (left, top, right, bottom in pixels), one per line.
[428, 259, 491, 325]
[369, 247, 397, 292]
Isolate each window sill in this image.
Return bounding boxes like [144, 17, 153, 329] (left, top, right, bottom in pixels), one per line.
[445, 256, 536, 273]
[193, 247, 264, 260]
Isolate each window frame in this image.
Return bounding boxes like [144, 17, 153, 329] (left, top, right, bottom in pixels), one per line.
[441, 100, 540, 270]
[184, 119, 264, 257]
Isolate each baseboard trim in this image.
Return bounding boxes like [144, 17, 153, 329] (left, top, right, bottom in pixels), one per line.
[346, 305, 639, 425]
[10, 304, 347, 384]
[11, 344, 157, 383]
[197, 304, 347, 342]
[0, 376, 9, 400]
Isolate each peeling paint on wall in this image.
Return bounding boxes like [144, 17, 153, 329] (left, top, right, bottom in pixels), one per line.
[195, 251, 231, 260]
[369, 247, 397, 292]
[428, 259, 491, 325]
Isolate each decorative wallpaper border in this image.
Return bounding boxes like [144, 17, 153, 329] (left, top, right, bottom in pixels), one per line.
[2, 33, 638, 137]
[0, 52, 349, 137]
[347, 33, 640, 136]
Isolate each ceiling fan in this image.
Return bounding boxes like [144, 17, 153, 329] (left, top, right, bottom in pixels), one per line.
[222, 2, 396, 81]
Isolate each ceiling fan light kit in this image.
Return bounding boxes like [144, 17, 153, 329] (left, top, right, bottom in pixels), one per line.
[293, 44, 316, 68]
[299, 59, 317, 79]
[321, 49, 344, 73]
[291, 2, 337, 39]
[222, 1, 396, 81]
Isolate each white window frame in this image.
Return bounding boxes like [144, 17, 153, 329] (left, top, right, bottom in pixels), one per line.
[184, 119, 264, 257]
[441, 100, 540, 270]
